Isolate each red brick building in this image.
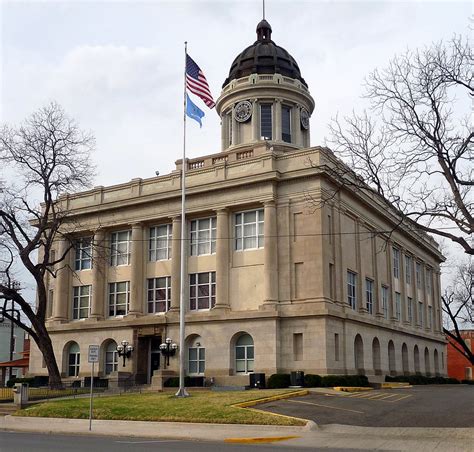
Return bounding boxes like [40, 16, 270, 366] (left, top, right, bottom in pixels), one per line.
[447, 330, 473, 381]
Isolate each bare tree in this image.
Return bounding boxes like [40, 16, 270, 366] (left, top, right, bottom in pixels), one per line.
[325, 35, 473, 254]
[442, 260, 473, 365]
[0, 102, 95, 387]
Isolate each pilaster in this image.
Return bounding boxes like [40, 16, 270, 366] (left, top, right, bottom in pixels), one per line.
[263, 200, 278, 303]
[215, 209, 230, 309]
[90, 229, 106, 320]
[170, 216, 182, 312]
[52, 238, 70, 322]
[129, 223, 144, 316]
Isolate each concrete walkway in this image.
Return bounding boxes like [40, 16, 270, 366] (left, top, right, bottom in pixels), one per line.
[1, 415, 473, 450]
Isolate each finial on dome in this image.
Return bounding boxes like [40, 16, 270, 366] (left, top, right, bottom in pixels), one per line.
[256, 19, 272, 41]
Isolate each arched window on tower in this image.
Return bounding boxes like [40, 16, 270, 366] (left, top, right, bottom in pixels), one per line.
[282, 105, 292, 143]
[260, 104, 272, 140]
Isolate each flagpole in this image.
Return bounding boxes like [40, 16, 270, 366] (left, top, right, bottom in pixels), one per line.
[176, 41, 189, 398]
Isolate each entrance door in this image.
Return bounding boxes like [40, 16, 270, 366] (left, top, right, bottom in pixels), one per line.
[149, 336, 161, 382]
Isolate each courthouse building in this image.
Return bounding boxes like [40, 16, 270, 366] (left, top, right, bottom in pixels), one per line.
[29, 19, 447, 386]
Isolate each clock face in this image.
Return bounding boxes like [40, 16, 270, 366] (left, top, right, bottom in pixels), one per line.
[300, 108, 310, 130]
[234, 101, 252, 123]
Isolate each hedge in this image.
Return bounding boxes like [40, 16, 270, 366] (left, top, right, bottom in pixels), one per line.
[385, 375, 460, 385]
[266, 373, 369, 388]
[267, 373, 291, 389]
[6, 377, 35, 388]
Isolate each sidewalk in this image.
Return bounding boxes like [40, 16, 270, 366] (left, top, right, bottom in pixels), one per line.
[1, 415, 473, 450]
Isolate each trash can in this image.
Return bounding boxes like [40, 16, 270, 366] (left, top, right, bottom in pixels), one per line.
[13, 383, 29, 408]
[290, 371, 305, 387]
[249, 373, 266, 389]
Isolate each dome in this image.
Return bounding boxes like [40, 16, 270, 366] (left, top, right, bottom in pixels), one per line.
[222, 19, 307, 88]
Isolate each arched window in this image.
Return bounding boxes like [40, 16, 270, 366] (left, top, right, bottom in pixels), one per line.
[235, 334, 254, 374]
[414, 345, 420, 374]
[402, 343, 409, 375]
[68, 343, 80, 377]
[388, 340, 396, 375]
[424, 347, 431, 376]
[188, 336, 205, 375]
[372, 338, 381, 374]
[434, 349, 440, 376]
[105, 341, 118, 374]
[354, 334, 364, 373]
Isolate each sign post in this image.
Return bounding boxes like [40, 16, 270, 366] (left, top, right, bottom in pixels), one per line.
[88, 345, 99, 431]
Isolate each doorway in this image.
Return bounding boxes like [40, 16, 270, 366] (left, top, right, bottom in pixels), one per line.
[149, 336, 162, 383]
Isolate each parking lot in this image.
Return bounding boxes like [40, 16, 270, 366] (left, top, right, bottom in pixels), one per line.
[258, 385, 474, 427]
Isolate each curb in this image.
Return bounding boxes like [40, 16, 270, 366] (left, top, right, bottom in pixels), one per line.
[224, 435, 300, 444]
[333, 387, 373, 393]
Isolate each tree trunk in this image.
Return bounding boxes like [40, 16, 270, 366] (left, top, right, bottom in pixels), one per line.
[34, 323, 62, 388]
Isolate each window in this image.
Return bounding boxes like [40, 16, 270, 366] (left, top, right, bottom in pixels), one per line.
[282, 105, 291, 143]
[189, 272, 216, 310]
[188, 346, 205, 374]
[190, 217, 216, 256]
[395, 292, 401, 321]
[365, 279, 374, 314]
[408, 297, 413, 323]
[347, 271, 357, 310]
[105, 341, 118, 374]
[109, 281, 130, 317]
[293, 333, 303, 361]
[405, 255, 412, 284]
[72, 285, 91, 320]
[428, 306, 433, 329]
[147, 277, 171, 313]
[425, 268, 432, 293]
[393, 247, 400, 279]
[416, 262, 422, 287]
[418, 301, 424, 327]
[235, 334, 254, 373]
[68, 343, 80, 377]
[382, 286, 389, 319]
[235, 209, 264, 251]
[329, 263, 335, 299]
[74, 237, 92, 270]
[149, 225, 172, 261]
[260, 104, 272, 139]
[110, 231, 131, 266]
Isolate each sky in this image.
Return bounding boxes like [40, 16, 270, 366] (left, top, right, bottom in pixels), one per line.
[0, 0, 471, 296]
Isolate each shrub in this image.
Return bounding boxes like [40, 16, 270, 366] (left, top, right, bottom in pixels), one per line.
[319, 374, 370, 387]
[461, 379, 474, 385]
[385, 375, 460, 385]
[6, 377, 35, 388]
[304, 374, 322, 388]
[267, 373, 290, 389]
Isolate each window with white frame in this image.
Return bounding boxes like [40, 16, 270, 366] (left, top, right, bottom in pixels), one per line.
[189, 272, 216, 310]
[408, 297, 413, 323]
[393, 247, 400, 279]
[382, 286, 389, 319]
[282, 105, 292, 143]
[425, 268, 432, 293]
[68, 343, 80, 377]
[190, 217, 216, 256]
[74, 237, 92, 270]
[105, 341, 118, 374]
[149, 225, 172, 261]
[72, 285, 91, 320]
[108, 281, 130, 316]
[235, 334, 254, 373]
[418, 301, 424, 327]
[147, 277, 171, 313]
[395, 292, 401, 321]
[347, 271, 357, 310]
[365, 278, 374, 314]
[416, 262, 422, 287]
[235, 209, 264, 251]
[110, 231, 131, 266]
[405, 255, 412, 284]
[188, 346, 205, 374]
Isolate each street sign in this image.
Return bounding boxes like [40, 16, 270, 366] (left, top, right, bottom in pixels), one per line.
[88, 345, 100, 363]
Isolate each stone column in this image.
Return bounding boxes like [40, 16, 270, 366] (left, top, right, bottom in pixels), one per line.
[293, 105, 302, 147]
[52, 238, 70, 321]
[355, 220, 365, 313]
[90, 229, 106, 319]
[387, 242, 396, 320]
[231, 105, 238, 146]
[170, 216, 182, 311]
[252, 99, 259, 142]
[274, 99, 282, 141]
[129, 223, 144, 316]
[220, 114, 227, 151]
[263, 200, 278, 303]
[215, 209, 230, 309]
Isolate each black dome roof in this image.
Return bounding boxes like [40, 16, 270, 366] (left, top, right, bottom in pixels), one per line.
[222, 20, 307, 88]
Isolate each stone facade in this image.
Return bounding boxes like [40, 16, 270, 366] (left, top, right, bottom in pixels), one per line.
[29, 20, 446, 387]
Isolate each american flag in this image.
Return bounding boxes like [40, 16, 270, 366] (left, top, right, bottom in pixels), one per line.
[186, 54, 215, 109]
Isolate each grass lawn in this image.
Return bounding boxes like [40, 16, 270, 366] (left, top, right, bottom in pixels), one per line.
[15, 389, 306, 426]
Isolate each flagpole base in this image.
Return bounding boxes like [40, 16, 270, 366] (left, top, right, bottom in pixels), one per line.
[175, 387, 190, 398]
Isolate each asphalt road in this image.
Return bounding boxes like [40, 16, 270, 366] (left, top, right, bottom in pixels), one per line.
[258, 385, 474, 427]
[0, 431, 360, 452]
